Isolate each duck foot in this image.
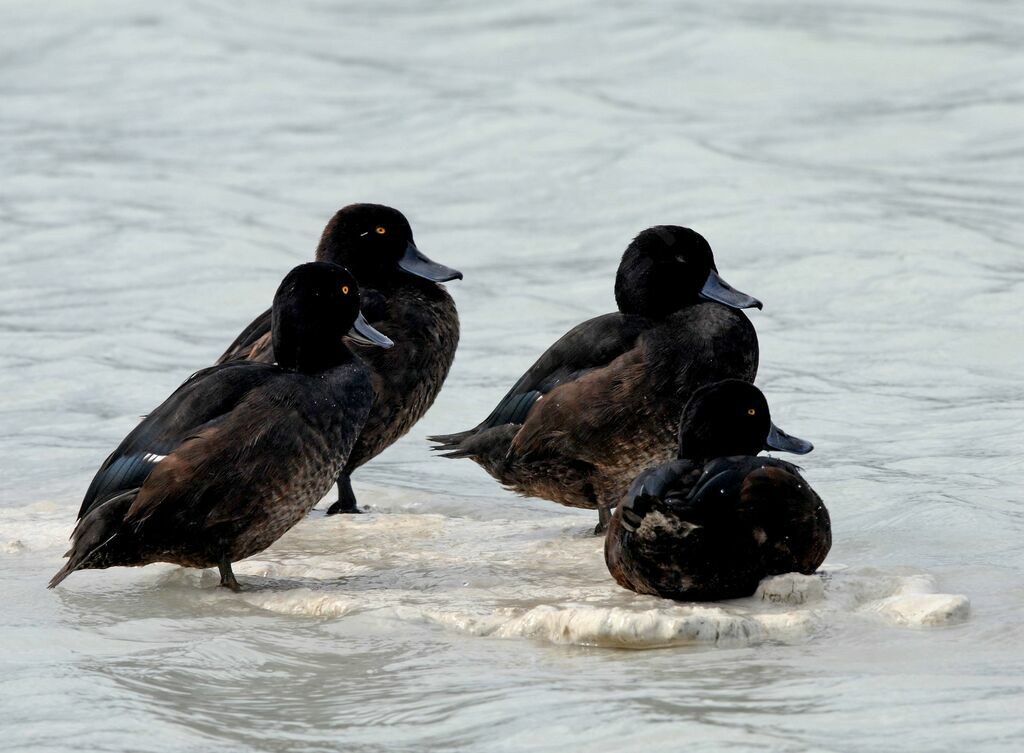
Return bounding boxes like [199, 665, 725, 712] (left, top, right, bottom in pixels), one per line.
[593, 507, 612, 536]
[326, 473, 363, 515]
[218, 558, 241, 592]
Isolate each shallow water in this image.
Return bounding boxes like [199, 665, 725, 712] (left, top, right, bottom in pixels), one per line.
[2, 0, 1023, 750]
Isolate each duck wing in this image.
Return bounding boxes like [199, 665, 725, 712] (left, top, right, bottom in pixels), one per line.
[507, 338, 654, 463]
[688, 456, 830, 574]
[431, 312, 646, 448]
[737, 461, 830, 575]
[121, 391, 307, 532]
[217, 307, 274, 364]
[618, 459, 700, 530]
[77, 361, 279, 520]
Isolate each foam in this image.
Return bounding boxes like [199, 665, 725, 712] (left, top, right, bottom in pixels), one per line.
[856, 573, 971, 627]
[15, 501, 970, 647]
[0, 501, 72, 554]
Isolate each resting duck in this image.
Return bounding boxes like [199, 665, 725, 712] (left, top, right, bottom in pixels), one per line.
[50, 262, 392, 591]
[431, 226, 761, 533]
[605, 379, 829, 602]
[218, 203, 462, 514]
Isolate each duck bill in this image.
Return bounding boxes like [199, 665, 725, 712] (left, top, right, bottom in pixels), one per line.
[397, 242, 463, 282]
[765, 423, 814, 455]
[699, 270, 763, 310]
[348, 312, 394, 349]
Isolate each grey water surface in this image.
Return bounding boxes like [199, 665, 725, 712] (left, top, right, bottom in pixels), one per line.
[2, 1, 1023, 751]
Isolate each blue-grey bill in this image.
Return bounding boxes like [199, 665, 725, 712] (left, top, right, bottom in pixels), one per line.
[348, 312, 394, 348]
[765, 423, 814, 455]
[699, 269, 763, 310]
[397, 242, 463, 282]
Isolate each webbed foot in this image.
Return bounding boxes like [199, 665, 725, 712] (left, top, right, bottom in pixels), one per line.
[218, 559, 241, 592]
[326, 473, 363, 515]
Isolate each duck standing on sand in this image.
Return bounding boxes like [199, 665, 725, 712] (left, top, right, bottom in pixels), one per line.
[49, 262, 392, 591]
[431, 226, 761, 533]
[218, 204, 462, 515]
[605, 380, 829, 602]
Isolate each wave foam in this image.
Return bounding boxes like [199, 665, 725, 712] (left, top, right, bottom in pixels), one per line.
[17, 501, 970, 647]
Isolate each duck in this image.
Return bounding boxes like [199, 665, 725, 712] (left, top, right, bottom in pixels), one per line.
[605, 379, 829, 602]
[218, 204, 462, 515]
[430, 226, 761, 533]
[49, 262, 393, 591]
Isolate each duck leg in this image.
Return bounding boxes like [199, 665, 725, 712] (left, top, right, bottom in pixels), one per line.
[327, 473, 364, 516]
[594, 507, 612, 536]
[218, 557, 241, 592]
[326, 473, 362, 515]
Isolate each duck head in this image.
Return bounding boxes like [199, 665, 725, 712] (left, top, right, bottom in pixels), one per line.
[676, 379, 813, 461]
[614, 226, 761, 319]
[315, 203, 462, 286]
[272, 261, 393, 372]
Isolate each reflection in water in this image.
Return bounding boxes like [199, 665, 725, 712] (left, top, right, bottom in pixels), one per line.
[2, 0, 1023, 750]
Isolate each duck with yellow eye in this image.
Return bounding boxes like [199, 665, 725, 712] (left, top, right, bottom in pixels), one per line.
[605, 379, 828, 602]
[218, 203, 463, 515]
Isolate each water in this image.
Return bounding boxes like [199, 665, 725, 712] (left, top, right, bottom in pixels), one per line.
[2, 0, 1023, 750]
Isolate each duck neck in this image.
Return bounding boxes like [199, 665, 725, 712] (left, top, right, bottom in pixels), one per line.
[677, 438, 760, 463]
[614, 267, 692, 319]
[273, 317, 354, 373]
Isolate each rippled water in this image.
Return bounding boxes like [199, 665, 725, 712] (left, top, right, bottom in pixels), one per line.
[3, 1, 1023, 750]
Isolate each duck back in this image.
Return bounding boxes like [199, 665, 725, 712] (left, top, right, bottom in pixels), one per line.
[606, 456, 829, 601]
[507, 302, 758, 508]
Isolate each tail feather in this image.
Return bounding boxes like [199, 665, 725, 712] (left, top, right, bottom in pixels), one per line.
[435, 446, 477, 459]
[48, 489, 139, 589]
[428, 424, 520, 473]
[427, 428, 477, 454]
[48, 561, 78, 589]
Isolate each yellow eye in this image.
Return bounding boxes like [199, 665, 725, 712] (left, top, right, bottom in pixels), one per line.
[341, 286, 350, 295]
[375, 226, 387, 235]
[747, 408, 756, 416]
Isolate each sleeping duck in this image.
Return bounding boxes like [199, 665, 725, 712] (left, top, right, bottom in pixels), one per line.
[218, 203, 462, 515]
[605, 379, 829, 602]
[431, 226, 761, 533]
[49, 262, 392, 591]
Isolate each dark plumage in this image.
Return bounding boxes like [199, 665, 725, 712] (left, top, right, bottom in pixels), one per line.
[218, 203, 462, 515]
[605, 380, 829, 602]
[50, 262, 392, 591]
[430, 226, 761, 532]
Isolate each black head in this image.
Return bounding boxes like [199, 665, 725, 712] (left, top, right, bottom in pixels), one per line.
[272, 262, 393, 373]
[677, 379, 813, 461]
[614, 226, 762, 319]
[315, 203, 462, 286]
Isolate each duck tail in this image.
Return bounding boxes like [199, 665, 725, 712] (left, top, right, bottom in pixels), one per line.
[427, 429, 477, 456]
[430, 426, 521, 475]
[48, 556, 87, 589]
[48, 489, 138, 589]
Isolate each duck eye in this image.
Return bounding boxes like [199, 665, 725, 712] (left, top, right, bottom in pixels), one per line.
[375, 226, 387, 235]
[747, 408, 756, 416]
[341, 286, 350, 295]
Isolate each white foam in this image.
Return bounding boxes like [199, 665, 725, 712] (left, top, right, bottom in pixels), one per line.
[0, 501, 73, 553]
[855, 573, 971, 627]
[15, 499, 970, 647]
[466, 604, 817, 648]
